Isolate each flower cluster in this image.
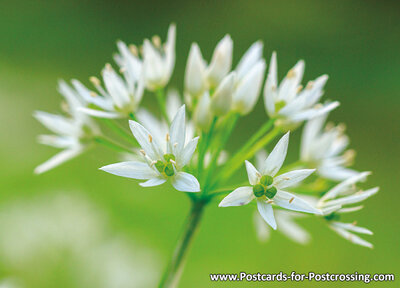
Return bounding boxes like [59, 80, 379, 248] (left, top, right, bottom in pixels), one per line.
[35, 24, 378, 251]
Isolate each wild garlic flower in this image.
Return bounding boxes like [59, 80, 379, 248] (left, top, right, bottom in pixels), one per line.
[301, 113, 359, 181]
[34, 80, 99, 174]
[79, 62, 144, 119]
[264, 52, 339, 127]
[187, 37, 265, 130]
[254, 210, 310, 244]
[142, 24, 176, 91]
[100, 105, 200, 192]
[219, 132, 320, 229]
[317, 172, 379, 248]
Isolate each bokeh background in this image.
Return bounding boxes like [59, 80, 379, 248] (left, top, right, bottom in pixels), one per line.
[0, 0, 399, 287]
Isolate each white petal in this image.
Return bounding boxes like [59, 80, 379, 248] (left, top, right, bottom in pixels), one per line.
[290, 101, 340, 123]
[337, 205, 364, 213]
[129, 120, 162, 160]
[206, 35, 233, 87]
[176, 137, 199, 168]
[233, 60, 266, 115]
[100, 161, 158, 179]
[257, 201, 277, 230]
[331, 222, 373, 235]
[330, 225, 373, 248]
[210, 72, 235, 116]
[262, 132, 289, 176]
[253, 211, 270, 242]
[165, 23, 176, 83]
[219, 186, 254, 207]
[185, 43, 207, 96]
[278, 60, 304, 102]
[102, 65, 130, 108]
[79, 107, 120, 119]
[34, 111, 77, 136]
[38, 135, 77, 149]
[274, 169, 315, 189]
[139, 177, 166, 187]
[274, 190, 321, 214]
[193, 91, 212, 130]
[171, 172, 200, 192]
[166, 89, 183, 122]
[236, 41, 263, 79]
[169, 105, 186, 154]
[255, 150, 268, 172]
[263, 52, 278, 116]
[318, 165, 360, 182]
[324, 187, 379, 207]
[321, 205, 342, 215]
[277, 211, 311, 244]
[321, 172, 371, 201]
[35, 148, 83, 174]
[245, 160, 260, 186]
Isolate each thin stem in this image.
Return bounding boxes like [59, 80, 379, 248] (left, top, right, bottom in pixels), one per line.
[156, 89, 170, 124]
[203, 113, 239, 189]
[94, 136, 133, 153]
[159, 199, 206, 288]
[217, 126, 282, 185]
[198, 117, 218, 185]
[101, 119, 137, 145]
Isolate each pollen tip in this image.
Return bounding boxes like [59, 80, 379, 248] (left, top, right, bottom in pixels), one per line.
[289, 197, 295, 204]
[152, 35, 161, 47]
[166, 133, 170, 142]
[139, 149, 146, 156]
[173, 142, 178, 147]
[287, 69, 295, 78]
[148, 134, 153, 143]
[105, 63, 112, 70]
[89, 91, 97, 98]
[89, 76, 101, 86]
[129, 44, 138, 56]
[352, 221, 357, 226]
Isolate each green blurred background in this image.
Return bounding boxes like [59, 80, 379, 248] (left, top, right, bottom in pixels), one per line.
[0, 0, 399, 287]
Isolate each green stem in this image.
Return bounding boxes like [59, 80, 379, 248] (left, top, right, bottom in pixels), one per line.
[217, 126, 282, 185]
[156, 89, 170, 124]
[101, 119, 137, 145]
[159, 199, 206, 288]
[203, 113, 239, 189]
[198, 117, 218, 185]
[94, 136, 133, 153]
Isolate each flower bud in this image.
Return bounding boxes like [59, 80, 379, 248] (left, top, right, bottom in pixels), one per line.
[206, 35, 233, 87]
[193, 91, 213, 131]
[232, 60, 266, 115]
[210, 72, 235, 116]
[185, 43, 207, 97]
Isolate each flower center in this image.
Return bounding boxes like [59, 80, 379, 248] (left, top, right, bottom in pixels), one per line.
[252, 175, 277, 199]
[155, 153, 176, 177]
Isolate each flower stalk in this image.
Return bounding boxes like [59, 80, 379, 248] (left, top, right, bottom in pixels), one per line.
[159, 198, 206, 288]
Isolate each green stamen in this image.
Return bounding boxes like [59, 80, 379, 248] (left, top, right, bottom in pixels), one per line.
[155, 160, 165, 173]
[253, 184, 265, 197]
[164, 153, 176, 162]
[164, 162, 175, 176]
[260, 175, 273, 187]
[265, 186, 277, 199]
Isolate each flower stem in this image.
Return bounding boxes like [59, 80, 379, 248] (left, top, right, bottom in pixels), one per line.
[101, 119, 137, 145]
[156, 89, 170, 124]
[159, 199, 206, 288]
[94, 136, 133, 153]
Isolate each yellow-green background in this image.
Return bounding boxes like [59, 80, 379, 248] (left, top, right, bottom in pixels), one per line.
[0, 0, 399, 287]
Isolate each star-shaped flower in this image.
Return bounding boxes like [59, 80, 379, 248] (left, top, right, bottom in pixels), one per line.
[100, 105, 200, 192]
[219, 132, 320, 229]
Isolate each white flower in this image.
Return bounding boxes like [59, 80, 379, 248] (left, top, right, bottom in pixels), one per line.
[317, 172, 379, 214]
[206, 35, 233, 88]
[210, 72, 236, 116]
[100, 105, 200, 192]
[254, 210, 311, 244]
[263, 52, 339, 126]
[184, 43, 208, 97]
[316, 173, 379, 248]
[142, 24, 176, 90]
[301, 113, 359, 181]
[79, 62, 144, 119]
[232, 41, 266, 115]
[193, 91, 213, 131]
[34, 81, 99, 174]
[329, 221, 374, 248]
[219, 132, 320, 229]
